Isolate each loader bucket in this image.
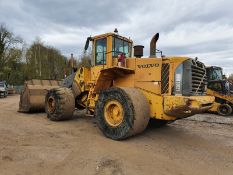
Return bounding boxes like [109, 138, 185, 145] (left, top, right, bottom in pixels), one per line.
[18, 79, 62, 113]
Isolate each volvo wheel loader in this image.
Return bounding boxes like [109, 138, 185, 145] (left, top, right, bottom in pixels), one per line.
[45, 31, 214, 140]
[206, 66, 233, 116]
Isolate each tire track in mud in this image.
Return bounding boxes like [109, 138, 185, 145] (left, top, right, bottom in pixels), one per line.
[184, 118, 233, 125]
[181, 113, 233, 125]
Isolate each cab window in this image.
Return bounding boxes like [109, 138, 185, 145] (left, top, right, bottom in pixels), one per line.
[208, 82, 223, 92]
[112, 37, 132, 58]
[95, 38, 107, 65]
[208, 69, 223, 80]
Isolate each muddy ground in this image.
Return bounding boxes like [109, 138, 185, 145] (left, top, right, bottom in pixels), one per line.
[0, 95, 233, 175]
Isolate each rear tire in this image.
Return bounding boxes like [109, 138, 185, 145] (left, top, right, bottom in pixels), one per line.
[95, 87, 150, 140]
[45, 87, 75, 121]
[217, 104, 232, 116]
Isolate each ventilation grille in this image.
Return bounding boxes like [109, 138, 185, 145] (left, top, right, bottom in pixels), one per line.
[191, 60, 207, 95]
[161, 63, 170, 94]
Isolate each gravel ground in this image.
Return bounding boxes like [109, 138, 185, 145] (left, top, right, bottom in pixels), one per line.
[0, 95, 233, 175]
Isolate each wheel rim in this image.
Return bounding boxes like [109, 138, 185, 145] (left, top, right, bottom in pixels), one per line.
[47, 96, 56, 113]
[104, 100, 124, 127]
[220, 106, 229, 114]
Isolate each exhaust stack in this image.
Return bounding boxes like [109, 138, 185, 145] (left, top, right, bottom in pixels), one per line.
[150, 33, 159, 58]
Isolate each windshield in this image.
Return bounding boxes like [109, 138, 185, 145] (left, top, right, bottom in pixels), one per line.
[95, 38, 107, 65]
[209, 69, 223, 80]
[112, 37, 132, 58]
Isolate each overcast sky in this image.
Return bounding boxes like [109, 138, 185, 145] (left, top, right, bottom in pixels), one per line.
[0, 0, 233, 74]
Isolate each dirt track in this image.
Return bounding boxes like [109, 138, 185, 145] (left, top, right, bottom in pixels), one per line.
[0, 95, 233, 175]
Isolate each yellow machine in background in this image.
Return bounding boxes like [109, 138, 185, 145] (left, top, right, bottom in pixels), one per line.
[45, 31, 214, 140]
[206, 66, 233, 116]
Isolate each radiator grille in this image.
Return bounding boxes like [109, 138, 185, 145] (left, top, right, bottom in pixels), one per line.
[161, 63, 170, 94]
[191, 60, 206, 95]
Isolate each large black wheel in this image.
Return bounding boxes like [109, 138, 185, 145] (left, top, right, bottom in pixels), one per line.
[95, 87, 150, 140]
[45, 87, 75, 121]
[217, 104, 232, 116]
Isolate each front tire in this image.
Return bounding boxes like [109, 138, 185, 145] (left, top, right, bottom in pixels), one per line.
[95, 87, 150, 140]
[217, 104, 232, 116]
[45, 87, 75, 121]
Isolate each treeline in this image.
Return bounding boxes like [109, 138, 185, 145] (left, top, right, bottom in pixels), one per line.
[0, 24, 71, 85]
[25, 40, 67, 80]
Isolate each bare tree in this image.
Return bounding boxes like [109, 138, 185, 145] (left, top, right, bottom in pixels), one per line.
[77, 53, 92, 68]
[0, 24, 66, 84]
[0, 24, 22, 69]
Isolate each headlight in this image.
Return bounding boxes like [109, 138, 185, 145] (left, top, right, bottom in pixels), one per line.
[174, 63, 183, 95]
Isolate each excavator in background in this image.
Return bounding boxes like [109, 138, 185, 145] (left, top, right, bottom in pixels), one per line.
[42, 31, 214, 140]
[206, 66, 233, 116]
